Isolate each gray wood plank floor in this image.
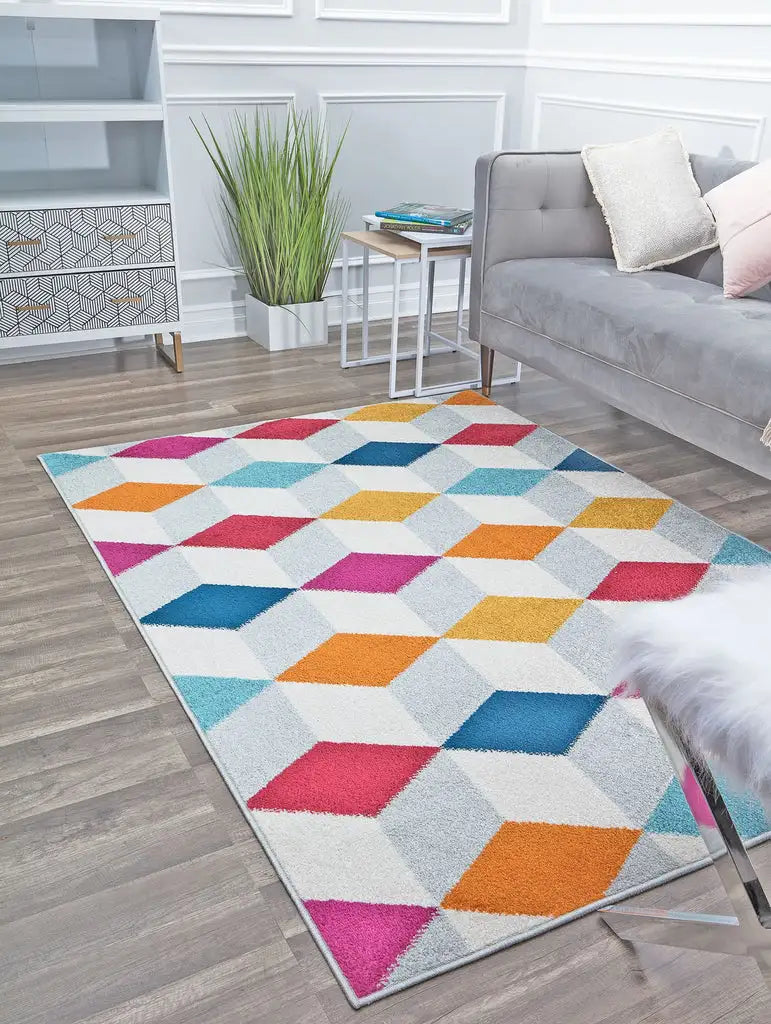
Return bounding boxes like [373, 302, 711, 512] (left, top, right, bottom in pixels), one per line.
[1, 321, 770, 1024]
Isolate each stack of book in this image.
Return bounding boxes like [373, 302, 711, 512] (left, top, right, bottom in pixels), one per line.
[374, 203, 472, 235]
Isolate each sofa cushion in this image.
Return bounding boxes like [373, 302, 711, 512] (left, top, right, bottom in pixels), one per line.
[482, 257, 771, 427]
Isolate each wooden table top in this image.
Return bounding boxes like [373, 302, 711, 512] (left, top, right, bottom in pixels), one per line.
[342, 229, 472, 261]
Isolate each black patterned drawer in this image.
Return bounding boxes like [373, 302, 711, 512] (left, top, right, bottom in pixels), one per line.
[0, 205, 174, 275]
[0, 269, 179, 338]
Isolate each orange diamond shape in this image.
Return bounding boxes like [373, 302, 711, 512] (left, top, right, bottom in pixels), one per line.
[345, 402, 435, 422]
[442, 821, 642, 917]
[446, 596, 582, 642]
[571, 497, 672, 530]
[277, 633, 437, 686]
[74, 481, 202, 512]
[321, 490, 438, 522]
[443, 390, 495, 406]
[446, 524, 563, 560]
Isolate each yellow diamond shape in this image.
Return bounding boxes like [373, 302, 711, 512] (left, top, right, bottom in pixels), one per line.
[571, 497, 672, 530]
[345, 402, 436, 422]
[446, 596, 583, 642]
[321, 489, 438, 522]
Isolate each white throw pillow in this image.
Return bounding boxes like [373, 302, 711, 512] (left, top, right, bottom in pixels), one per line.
[581, 127, 717, 273]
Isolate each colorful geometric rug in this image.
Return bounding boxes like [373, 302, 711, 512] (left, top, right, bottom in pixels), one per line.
[40, 391, 771, 1007]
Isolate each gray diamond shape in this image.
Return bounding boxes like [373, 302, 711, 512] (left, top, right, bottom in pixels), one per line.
[399, 558, 484, 635]
[406, 493, 480, 554]
[654, 502, 728, 561]
[290, 465, 359, 517]
[408, 445, 475, 493]
[390, 638, 493, 743]
[379, 750, 503, 901]
[535, 528, 618, 597]
[568, 699, 673, 825]
[513, 426, 577, 468]
[269, 519, 349, 585]
[525, 471, 594, 524]
[549, 600, 617, 688]
[239, 590, 334, 676]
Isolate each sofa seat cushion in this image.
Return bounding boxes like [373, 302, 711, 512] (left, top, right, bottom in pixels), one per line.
[482, 257, 771, 427]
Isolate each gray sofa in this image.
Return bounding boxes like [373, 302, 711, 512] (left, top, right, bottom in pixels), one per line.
[469, 151, 771, 480]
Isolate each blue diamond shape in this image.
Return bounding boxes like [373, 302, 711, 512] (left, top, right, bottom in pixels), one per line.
[712, 534, 771, 566]
[174, 675, 272, 729]
[447, 468, 550, 496]
[555, 449, 619, 472]
[141, 584, 293, 629]
[646, 777, 769, 838]
[444, 690, 607, 754]
[41, 452, 105, 476]
[213, 461, 323, 488]
[335, 441, 437, 466]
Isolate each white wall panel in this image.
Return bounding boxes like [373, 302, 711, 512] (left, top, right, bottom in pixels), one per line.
[321, 92, 504, 226]
[532, 95, 765, 160]
[316, 0, 510, 24]
[543, 0, 771, 24]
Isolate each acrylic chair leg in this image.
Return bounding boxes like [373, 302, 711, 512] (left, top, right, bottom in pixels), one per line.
[601, 699, 771, 993]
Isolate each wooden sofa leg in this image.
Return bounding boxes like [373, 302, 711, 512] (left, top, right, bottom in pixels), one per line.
[480, 345, 495, 397]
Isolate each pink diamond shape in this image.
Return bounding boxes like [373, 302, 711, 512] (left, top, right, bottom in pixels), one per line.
[304, 899, 437, 998]
[247, 741, 439, 816]
[95, 541, 169, 575]
[302, 552, 438, 593]
[237, 417, 338, 440]
[181, 514, 313, 549]
[114, 435, 224, 459]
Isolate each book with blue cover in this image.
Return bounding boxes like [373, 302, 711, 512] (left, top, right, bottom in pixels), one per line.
[374, 202, 472, 227]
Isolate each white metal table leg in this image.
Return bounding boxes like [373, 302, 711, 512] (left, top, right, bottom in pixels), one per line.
[339, 237, 349, 368]
[414, 251, 430, 397]
[362, 245, 370, 360]
[388, 260, 403, 399]
[425, 260, 436, 357]
[455, 257, 466, 350]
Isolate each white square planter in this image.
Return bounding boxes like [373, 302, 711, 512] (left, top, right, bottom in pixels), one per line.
[245, 294, 328, 352]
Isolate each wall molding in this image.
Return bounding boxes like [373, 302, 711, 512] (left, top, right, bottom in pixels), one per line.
[315, 0, 510, 24]
[164, 44, 525, 67]
[542, 0, 771, 24]
[525, 49, 771, 83]
[531, 94, 766, 159]
[163, 44, 771, 83]
[317, 90, 506, 150]
[166, 92, 295, 106]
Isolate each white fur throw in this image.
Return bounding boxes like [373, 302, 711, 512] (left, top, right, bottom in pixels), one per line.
[615, 568, 771, 800]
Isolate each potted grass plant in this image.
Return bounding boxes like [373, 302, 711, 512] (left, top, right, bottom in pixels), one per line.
[195, 109, 349, 351]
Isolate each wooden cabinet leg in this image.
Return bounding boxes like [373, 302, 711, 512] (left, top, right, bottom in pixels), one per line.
[154, 331, 184, 373]
[171, 331, 184, 373]
[480, 344, 495, 397]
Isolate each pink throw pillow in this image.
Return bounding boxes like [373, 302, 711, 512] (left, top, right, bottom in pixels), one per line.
[704, 159, 771, 298]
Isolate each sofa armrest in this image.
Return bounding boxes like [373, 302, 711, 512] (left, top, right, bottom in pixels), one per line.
[469, 151, 613, 341]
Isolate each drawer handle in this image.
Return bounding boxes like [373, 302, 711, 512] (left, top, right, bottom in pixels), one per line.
[7, 238, 42, 248]
[14, 303, 50, 312]
[101, 232, 137, 241]
[110, 296, 142, 304]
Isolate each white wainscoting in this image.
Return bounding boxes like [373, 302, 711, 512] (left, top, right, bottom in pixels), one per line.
[315, 0, 511, 25]
[87, 0, 294, 14]
[531, 95, 766, 161]
[542, 0, 771, 24]
[163, 45, 525, 68]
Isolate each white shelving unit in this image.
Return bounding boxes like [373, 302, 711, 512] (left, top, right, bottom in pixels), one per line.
[0, 3, 184, 371]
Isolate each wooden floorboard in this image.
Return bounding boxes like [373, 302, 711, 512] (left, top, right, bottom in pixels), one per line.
[1, 321, 769, 1024]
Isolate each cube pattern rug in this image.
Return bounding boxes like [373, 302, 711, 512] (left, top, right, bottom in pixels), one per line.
[40, 391, 771, 1007]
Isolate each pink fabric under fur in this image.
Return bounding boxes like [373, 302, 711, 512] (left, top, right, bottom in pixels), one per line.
[705, 159, 771, 298]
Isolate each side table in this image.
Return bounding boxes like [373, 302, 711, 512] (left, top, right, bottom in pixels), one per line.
[339, 217, 520, 399]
